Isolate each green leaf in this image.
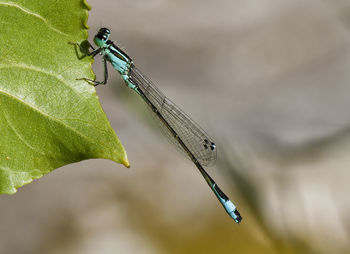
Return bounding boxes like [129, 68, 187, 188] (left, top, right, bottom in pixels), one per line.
[0, 0, 129, 194]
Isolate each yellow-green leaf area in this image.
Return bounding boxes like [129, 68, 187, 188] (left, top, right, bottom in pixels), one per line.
[0, 0, 129, 194]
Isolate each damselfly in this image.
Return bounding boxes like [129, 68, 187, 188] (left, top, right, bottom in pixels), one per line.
[73, 28, 242, 223]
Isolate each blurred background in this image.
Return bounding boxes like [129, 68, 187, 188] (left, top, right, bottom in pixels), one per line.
[1, 0, 350, 253]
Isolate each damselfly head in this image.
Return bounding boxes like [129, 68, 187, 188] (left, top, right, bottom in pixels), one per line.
[94, 27, 111, 47]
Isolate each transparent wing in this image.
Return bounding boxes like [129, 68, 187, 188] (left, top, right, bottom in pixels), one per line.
[129, 66, 217, 166]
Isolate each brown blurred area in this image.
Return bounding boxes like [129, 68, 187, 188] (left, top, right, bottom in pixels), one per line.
[1, 0, 350, 253]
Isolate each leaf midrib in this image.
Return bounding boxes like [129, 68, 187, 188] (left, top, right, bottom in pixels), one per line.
[0, 89, 115, 155]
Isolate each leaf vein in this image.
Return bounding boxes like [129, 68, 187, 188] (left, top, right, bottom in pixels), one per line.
[0, 64, 113, 149]
[1, 105, 47, 156]
[0, 89, 112, 156]
[0, 63, 88, 99]
[0, 2, 68, 36]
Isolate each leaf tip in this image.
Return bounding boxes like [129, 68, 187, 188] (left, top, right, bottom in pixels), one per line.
[2, 188, 17, 195]
[122, 157, 130, 168]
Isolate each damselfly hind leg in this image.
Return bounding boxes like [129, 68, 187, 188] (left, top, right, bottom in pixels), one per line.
[79, 57, 109, 86]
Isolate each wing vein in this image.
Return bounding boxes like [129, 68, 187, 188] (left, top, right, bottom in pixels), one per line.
[129, 66, 217, 166]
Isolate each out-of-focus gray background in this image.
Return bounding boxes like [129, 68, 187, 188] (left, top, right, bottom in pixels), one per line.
[1, 0, 350, 253]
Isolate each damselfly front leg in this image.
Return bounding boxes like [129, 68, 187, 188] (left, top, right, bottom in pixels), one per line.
[70, 41, 108, 86]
